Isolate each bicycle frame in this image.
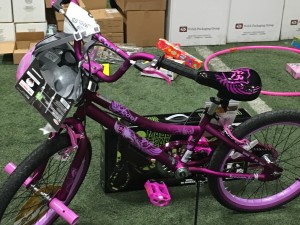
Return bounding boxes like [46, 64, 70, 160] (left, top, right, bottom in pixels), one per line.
[59, 1, 279, 181]
[66, 88, 276, 181]
[69, 18, 280, 182]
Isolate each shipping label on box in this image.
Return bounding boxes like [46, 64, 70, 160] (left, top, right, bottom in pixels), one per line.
[166, 0, 230, 46]
[0, 0, 13, 22]
[115, 0, 166, 12]
[280, 0, 300, 40]
[227, 0, 284, 43]
[0, 23, 15, 42]
[12, 0, 46, 23]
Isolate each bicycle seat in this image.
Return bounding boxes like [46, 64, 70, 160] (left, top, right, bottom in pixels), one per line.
[196, 68, 262, 101]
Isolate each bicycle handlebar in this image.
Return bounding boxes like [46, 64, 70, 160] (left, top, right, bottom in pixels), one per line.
[157, 57, 199, 81]
[57, 0, 197, 84]
[76, 32, 159, 82]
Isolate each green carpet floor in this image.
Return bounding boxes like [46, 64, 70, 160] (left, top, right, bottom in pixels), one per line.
[0, 40, 299, 225]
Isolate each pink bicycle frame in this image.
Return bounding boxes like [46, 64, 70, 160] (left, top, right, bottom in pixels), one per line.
[72, 89, 277, 181]
[67, 0, 279, 180]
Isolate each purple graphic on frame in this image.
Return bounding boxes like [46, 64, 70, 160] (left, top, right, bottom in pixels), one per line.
[114, 122, 162, 156]
[169, 127, 195, 135]
[216, 68, 260, 95]
[110, 101, 138, 123]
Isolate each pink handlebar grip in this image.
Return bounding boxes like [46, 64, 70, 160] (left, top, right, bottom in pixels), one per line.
[144, 180, 171, 207]
[49, 198, 79, 225]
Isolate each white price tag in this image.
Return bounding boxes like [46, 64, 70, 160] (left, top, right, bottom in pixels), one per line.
[64, 2, 100, 39]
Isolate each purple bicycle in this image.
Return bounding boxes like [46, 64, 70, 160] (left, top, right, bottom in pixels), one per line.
[0, 1, 300, 224]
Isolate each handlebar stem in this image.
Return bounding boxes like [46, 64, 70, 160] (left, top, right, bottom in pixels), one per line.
[74, 32, 157, 82]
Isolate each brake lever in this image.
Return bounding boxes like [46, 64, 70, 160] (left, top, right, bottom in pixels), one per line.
[142, 67, 171, 85]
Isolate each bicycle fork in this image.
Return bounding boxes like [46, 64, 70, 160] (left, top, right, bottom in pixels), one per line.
[4, 162, 79, 225]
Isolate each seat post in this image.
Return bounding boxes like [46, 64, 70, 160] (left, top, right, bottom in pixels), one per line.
[207, 96, 221, 116]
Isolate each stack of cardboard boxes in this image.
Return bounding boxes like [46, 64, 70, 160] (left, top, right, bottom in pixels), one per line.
[115, 0, 166, 47]
[0, 0, 14, 43]
[280, 0, 300, 40]
[13, 0, 47, 35]
[0, 0, 46, 64]
[83, 0, 124, 43]
[89, 8, 124, 43]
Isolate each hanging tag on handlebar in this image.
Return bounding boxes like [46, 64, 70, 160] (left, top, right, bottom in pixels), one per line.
[64, 2, 100, 38]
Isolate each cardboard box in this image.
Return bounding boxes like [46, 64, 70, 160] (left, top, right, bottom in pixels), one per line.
[0, 23, 15, 42]
[13, 32, 44, 64]
[45, 0, 54, 8]
[166, 0, 230, 46]
[101, 109, 252, 193]
[227, 0, 284, 43]
[126, 10, 165, 47]
[280, 0, 300, 40]
[15, 23, 48, 35]
[12, 0, 46, 23]
[102, 33, 124, 43]
[0, 0, 13, 22]
[0, 42, 15, 55]
[286, 63, 300, 79]
[57, 20, 64, 32]
[78, 0, 107, 10]
[115, 0, 166, 12]
[90, 9, 123, 33]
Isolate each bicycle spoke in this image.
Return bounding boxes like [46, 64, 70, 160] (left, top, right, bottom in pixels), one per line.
[247, 181, 266, 199]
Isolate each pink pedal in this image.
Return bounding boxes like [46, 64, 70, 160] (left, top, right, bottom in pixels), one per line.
[3, 162, 33, 187]
[144, 180, 171, 207]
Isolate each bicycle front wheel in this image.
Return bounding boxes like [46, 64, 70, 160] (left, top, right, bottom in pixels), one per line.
[0, 133, 91, 224]
[208, 110, 300, 212]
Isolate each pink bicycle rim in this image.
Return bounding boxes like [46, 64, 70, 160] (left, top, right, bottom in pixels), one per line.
[203, 45, 300, 97]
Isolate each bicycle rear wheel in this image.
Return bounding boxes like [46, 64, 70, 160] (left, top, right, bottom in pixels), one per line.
[208, 110, 300, 212]
[0, 133, 91, 224]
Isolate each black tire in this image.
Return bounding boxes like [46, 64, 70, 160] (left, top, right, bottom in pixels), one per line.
[0, 133, 92, 224]
[208, 110, 300, 212]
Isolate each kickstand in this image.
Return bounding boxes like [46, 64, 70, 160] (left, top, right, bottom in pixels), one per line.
[194, 178, 201, 225]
